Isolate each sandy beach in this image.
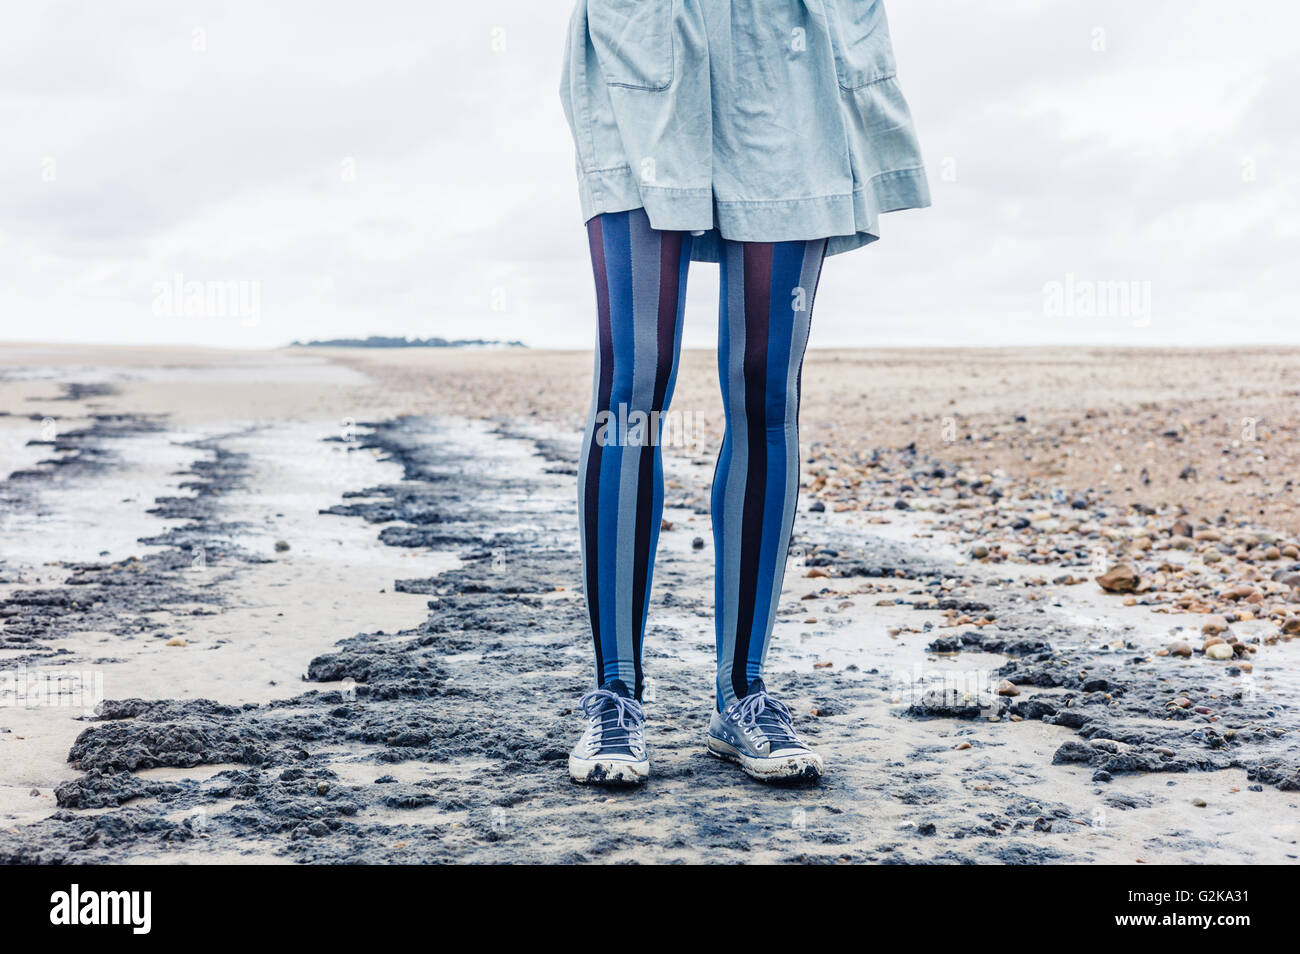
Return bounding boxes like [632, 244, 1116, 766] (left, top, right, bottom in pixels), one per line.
[1, 342, 1297, 863]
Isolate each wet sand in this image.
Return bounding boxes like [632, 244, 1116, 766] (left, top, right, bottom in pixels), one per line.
[1, 343, 1297, 863]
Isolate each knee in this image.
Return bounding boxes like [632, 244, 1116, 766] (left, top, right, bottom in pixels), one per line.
[603, 357, 675, 417]
[735, 365, 797, 428]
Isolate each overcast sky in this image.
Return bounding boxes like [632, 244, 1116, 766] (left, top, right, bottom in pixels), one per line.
[2, 0, 1297, 349]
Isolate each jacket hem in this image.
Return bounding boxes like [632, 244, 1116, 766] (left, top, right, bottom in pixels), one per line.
[577, 164, 931, 263]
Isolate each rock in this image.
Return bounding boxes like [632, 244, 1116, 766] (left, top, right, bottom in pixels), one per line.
[1167, 642, 1193, 658]
[660, 518, 673, 531]
[165, 637, 187, 647]
[809, 500, 825, 513]
[905, 687, 1006, 719]
[1205, 643, 1234, 660]
[274, 540, 290, 552]
[1281, 617, 1300, 636]
[995, 679, 1020, 697]
[971, 543, 989, 559]
[1191, 797, 1207, 807]
[1096, 564, 1139, 593]
[1171, 519, 1194, 538]
[1201, 616, 1229, 636]
[691, 536, 704, 550]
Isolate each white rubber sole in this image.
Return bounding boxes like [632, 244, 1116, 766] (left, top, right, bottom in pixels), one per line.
[568, 754, 649, 786]
[706, 735, 823, 782]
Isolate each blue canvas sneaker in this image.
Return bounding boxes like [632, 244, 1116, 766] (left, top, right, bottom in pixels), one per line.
[706, 679, 823, 782]
[568, 680, 648, 785]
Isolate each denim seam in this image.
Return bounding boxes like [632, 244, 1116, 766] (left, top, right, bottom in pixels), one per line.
[837, 68, 898, 93]
[712, 170, 926, 209]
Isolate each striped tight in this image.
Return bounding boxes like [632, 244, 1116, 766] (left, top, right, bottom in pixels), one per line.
[579, 208, 825, 709]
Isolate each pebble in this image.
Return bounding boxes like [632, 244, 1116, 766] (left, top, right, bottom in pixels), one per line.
[1205, 643, 1234, 660]
[1201, 615, 1229, 635]
[1096, 564, 1139, 593]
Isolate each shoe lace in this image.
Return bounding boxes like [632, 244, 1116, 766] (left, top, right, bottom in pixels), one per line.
[732, 690, 801, 747]
[579, 688, 644, 746]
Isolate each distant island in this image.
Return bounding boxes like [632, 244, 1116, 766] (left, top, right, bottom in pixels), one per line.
[292, 336, 526, 349]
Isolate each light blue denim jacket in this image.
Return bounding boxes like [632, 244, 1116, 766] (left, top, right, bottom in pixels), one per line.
[560, 0, 930, 261]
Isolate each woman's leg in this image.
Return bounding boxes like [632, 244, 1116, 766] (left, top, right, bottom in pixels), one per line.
[713, 236, 827, 710]
[578, 208, 693, 702]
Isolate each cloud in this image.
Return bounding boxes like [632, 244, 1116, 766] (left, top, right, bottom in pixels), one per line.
[1, 0, 1297, 348]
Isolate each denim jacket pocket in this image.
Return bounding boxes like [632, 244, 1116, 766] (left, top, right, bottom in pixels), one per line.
[586, 0, 675, 91]
[823, 0, 897, 91]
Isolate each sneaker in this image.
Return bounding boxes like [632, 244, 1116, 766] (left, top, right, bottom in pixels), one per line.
[568, 680, 649, 785]
[706, 679, 823, 782]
